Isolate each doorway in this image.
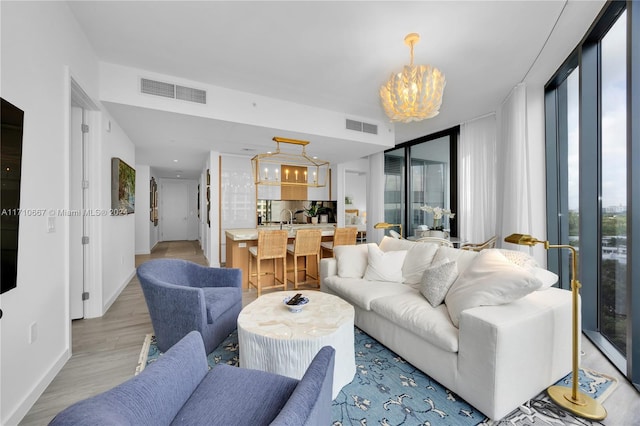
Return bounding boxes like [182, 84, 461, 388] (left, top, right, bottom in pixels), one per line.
[160, 179, 198, 241]
[345, 170, 367, 241]
[69, 78, 98, 320]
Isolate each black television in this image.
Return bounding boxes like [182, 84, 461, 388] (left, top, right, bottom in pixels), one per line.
[1, 98, 24, 294]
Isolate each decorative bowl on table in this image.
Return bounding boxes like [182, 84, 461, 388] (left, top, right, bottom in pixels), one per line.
[283, 295, 309, 313]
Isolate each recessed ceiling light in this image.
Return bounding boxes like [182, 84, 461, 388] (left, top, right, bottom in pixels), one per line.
[176, 174, 181, 178]
[173, 159, 179, 162]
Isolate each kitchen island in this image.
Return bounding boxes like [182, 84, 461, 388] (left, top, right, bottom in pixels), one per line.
[225, 224, 336, 289]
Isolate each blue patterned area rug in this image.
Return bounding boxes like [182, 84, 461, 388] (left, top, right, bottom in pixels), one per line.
[137, 328, 617, 426]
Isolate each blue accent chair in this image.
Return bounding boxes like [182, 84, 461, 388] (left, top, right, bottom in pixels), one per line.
[49, 331, 335, 425]
[137, 259, 242, 354]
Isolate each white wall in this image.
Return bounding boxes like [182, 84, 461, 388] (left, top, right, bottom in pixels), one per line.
[0, 3, 97, 423]
[330, 165, 338, 201]
[100, 116, 137, 312]
[0, 3, 134, 423]
[187, 179, 200, 241]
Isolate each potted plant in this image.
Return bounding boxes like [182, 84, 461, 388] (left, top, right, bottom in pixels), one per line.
[302, 202, 328, 224]
[419, 205, 455, 237]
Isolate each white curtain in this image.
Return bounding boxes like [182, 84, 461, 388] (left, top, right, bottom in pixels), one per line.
[367, 151, 386, 244]
[496, 83, 532, 247]
[459, 113, 497, 244]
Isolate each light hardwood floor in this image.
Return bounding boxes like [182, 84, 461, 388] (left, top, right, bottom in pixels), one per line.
[20, 241, 639, 425]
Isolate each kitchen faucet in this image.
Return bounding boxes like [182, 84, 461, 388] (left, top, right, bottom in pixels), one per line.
[280, 209, 293, 230]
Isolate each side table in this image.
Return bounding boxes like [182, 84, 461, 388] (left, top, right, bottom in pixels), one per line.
[238, 290, 355, 399]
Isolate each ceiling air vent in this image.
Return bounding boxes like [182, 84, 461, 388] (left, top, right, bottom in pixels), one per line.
[346, 119, 362, 131]
[141, 78, 174, 98]
[362, 122, 378, 135]
[176, 85, 207, 104]
[140, 78, 206, 104]
[345, 119, 378, 135]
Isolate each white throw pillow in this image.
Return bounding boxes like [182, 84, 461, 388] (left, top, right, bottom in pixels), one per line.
[364, 245, 407, 282]
[419, 259, 458, 307]
[494, 248, 539, 269]
[402, 243, 439, 285]
[379, 236, 415, 252]
[445, 249, 543, 327]
[378, 236, 438, 285]
[492, 249, 558, 289]
[432, 246, 479, 275]
[334, 244, 372, 278]
[531, 267, 559, 289]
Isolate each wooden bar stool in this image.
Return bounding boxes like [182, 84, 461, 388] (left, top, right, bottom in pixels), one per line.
[248, 230, 288, 297]
[321, 227, 358, 258]
[287, 229, 322, 290]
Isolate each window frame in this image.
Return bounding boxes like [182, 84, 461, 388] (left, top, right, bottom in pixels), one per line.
[384, 126, 459, 238]
[544, 0, 639, 390]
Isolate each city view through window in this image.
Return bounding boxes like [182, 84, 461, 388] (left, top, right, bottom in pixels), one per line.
[567, 11, 627, 353]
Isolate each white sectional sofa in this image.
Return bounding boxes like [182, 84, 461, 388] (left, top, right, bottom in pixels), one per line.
[320, 236, 573, 420]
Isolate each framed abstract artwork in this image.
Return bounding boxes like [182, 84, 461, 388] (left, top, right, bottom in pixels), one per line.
[111, 158, 135, 214]
[150, 177, 158, 225]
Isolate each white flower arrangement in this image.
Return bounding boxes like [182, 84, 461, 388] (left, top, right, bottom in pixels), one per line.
[420, 205, 455, 230]
[420, 205, 455, 220]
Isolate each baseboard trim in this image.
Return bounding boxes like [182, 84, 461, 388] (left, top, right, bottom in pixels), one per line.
[103, 269, 136, 315]
[4, 348, 70, 425]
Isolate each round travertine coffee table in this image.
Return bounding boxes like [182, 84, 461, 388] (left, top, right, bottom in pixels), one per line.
[238, 290, 355, 399]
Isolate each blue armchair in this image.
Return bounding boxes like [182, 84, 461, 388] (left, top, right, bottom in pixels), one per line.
[137, 259, 242, 354]
[49, 331, 335, 425]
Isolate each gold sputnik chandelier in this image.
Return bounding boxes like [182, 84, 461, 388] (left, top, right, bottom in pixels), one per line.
[380, 33, 446, 123]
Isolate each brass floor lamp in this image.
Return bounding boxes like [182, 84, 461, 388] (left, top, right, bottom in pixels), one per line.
[504, 234, 607, 420]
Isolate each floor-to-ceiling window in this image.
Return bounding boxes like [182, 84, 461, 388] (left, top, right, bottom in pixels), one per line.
[600, 10, 628, 355]
[567, 68, 580, 271]
[409, 137, 452, 238]
[383, 127, 458, 239]
[383, 147, 405, 235]
[545, 1, 638, 389]
[546, 66, 580, 287]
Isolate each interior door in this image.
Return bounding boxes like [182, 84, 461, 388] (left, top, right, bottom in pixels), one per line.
[69, 106, 84, 319]
[161, 179, 190, 241]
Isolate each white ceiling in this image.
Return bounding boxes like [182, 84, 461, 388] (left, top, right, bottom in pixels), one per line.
[67, 0, 604, 179]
